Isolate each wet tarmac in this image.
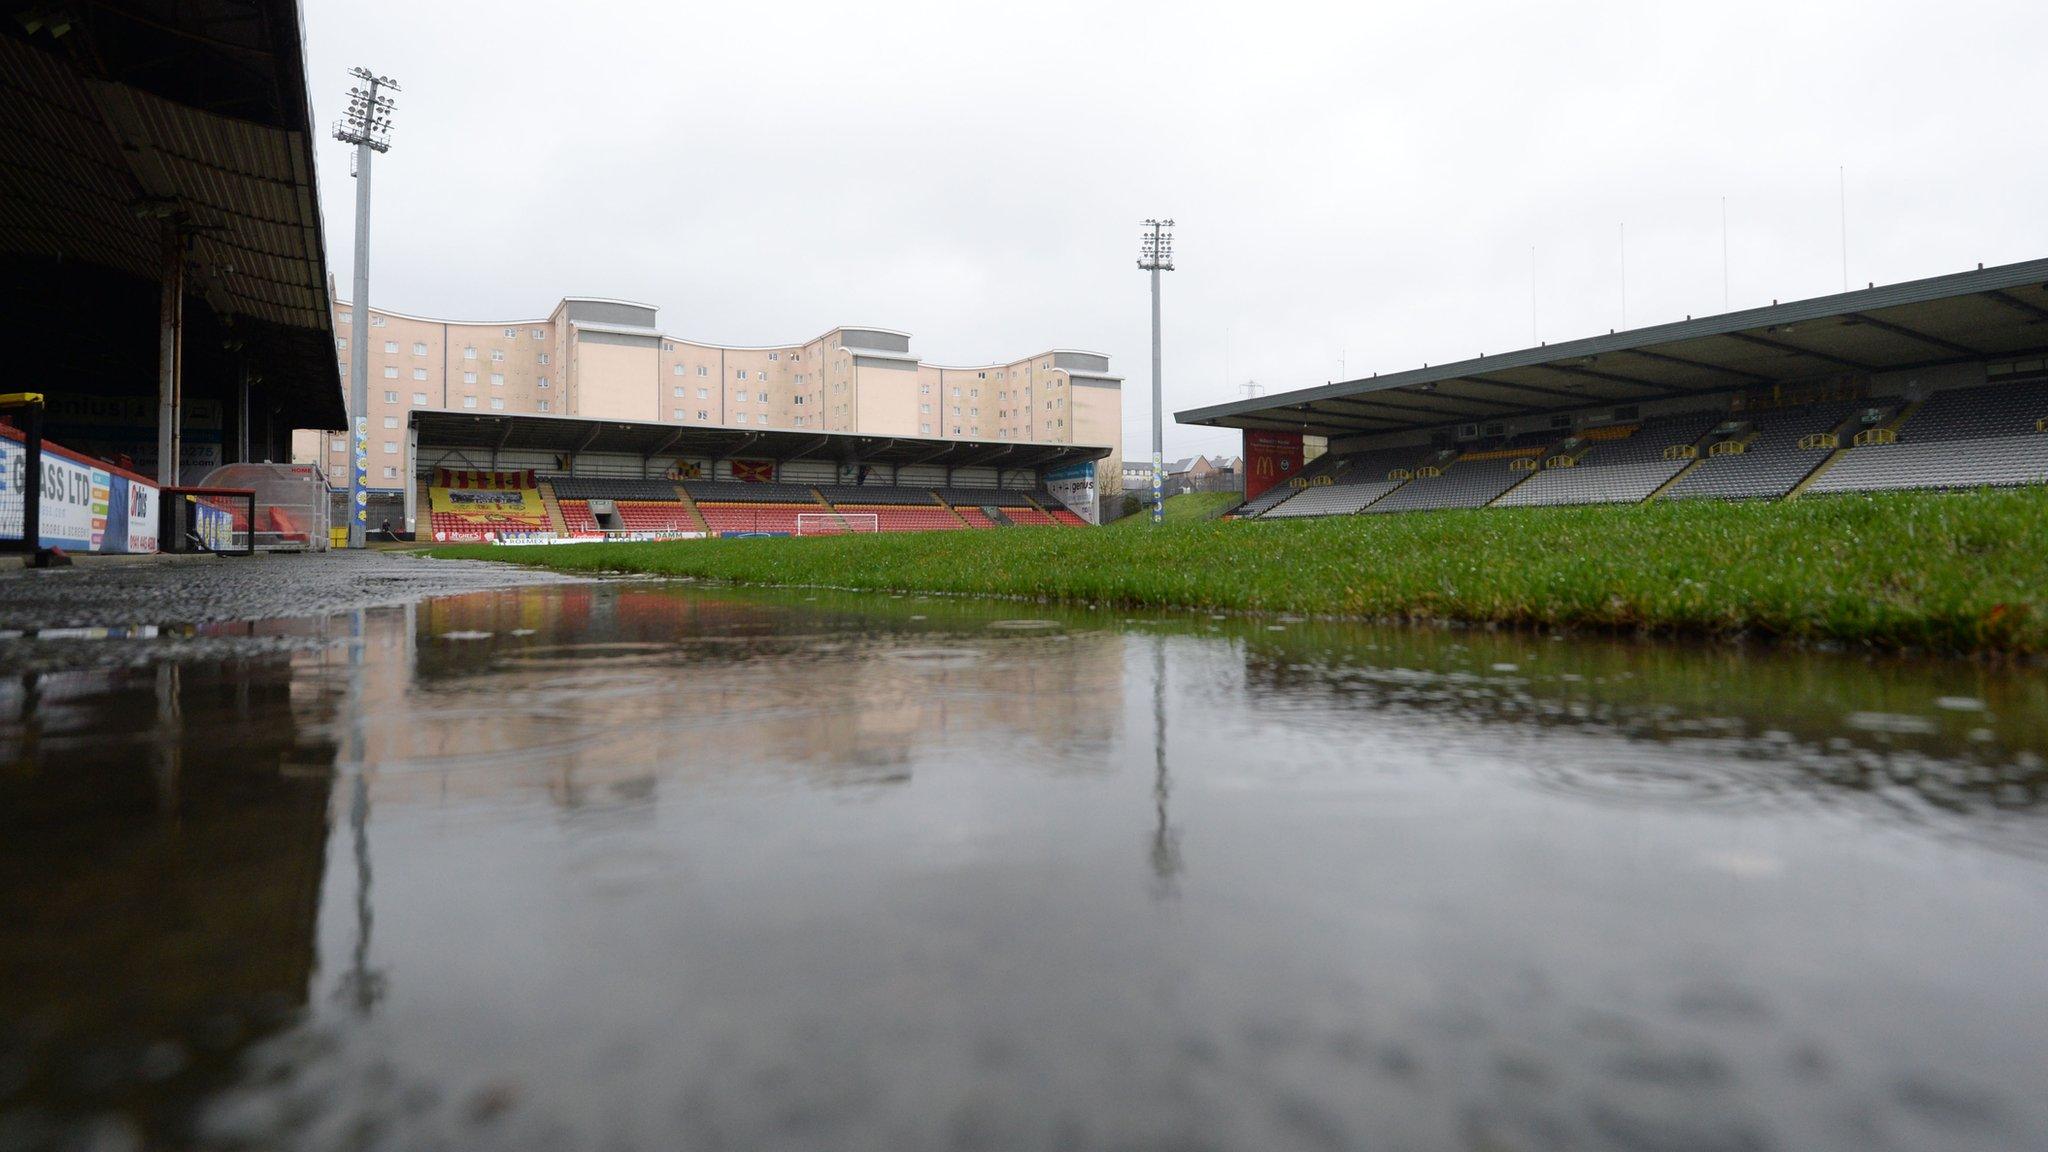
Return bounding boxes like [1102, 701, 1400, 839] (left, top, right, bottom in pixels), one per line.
[3, 573, 2047, 1151]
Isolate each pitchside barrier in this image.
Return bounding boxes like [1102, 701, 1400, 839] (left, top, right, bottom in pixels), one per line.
[0, 392, 44, 563]
[159, 487, 257, 556]
[796, 512, 880, 536]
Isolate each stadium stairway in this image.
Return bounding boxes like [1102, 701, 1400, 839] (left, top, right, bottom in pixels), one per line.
[670, 484, 712, 533]
[537, 480, 569, 535]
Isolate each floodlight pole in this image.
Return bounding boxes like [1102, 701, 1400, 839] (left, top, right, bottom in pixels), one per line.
[1138, 219, 1175, 524]
[334, 67, 398, 549]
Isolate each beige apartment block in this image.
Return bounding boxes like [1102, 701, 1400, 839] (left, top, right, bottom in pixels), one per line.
[298, 295, 1123, 493]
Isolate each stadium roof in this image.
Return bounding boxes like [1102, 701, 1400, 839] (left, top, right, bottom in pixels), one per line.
[1178, 258, 2048, 439]
[1, 1, 342, 427]
[412, 411, 1111, 471]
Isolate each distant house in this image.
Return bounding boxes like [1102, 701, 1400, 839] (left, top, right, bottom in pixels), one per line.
[1121, 455, 1238, 496]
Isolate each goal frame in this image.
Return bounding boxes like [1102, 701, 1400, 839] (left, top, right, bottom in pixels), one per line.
[796, 511, 880, 536]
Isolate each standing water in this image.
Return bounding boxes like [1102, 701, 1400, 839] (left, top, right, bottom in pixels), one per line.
[3, 581, 2046, 1151]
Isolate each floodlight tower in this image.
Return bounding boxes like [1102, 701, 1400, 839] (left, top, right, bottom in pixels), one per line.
[1137, 219, 1174, 524]
[333, 67, 398, 549]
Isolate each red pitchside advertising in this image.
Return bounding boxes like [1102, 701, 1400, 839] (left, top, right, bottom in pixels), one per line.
[1243, 431, 1303, 500]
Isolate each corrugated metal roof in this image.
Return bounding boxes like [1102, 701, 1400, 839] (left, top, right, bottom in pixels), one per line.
[1178, 257, 2048, 438]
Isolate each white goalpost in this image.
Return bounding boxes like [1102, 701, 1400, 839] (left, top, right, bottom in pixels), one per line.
[796, 512, 880, 536]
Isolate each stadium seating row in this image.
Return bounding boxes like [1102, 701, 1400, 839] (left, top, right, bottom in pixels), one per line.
[1240, 378, 2048, 519]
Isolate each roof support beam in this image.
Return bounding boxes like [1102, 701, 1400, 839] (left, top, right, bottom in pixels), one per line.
[1530, 362, 1693, 397]
[1618, 347, 1775, 386]
[1986, 289, 2048, 324]
[1724, 331, 1873, 371]
[1455, 377, 1602, 404]
[1845, 313, 1979, 356]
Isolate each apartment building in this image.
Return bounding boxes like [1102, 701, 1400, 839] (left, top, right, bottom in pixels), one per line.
[296, 295, 1123, 493]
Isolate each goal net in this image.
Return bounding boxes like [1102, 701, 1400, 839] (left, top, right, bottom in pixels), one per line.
[796, 512, 880, 536]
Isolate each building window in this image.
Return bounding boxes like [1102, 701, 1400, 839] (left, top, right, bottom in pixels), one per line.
[336, 311, 350, 325]
[674, 408, 685, 420]
[382, 366, 398, 378]
[369, 314, 386, 327]
[504, 328, 517, 338]
[735, 369, 747, 380]
[330, 437, 346, 452]
[697, 365, 708, 376]
[336, 337, 348, 351]
[383, 466, 398, 479]
[757, 391, 767, 403]
[491, 373, 505, 387]
[383, 390, 398, 403]
[537, 377, 549, 389]
[490, 398, 505, 410]
[462, 396, 477, 409]
[674, 364, 685, 375]
[531, 328, 545, 340]
[768, 352, 779, 361]
[463, 346, 477, 360]
[382, 441, 397, 454]
[696, 388, 707, 400]
[757, 415, 769, 426]
[734, 392, 746, 403]
[537, 400, 551, 412]
[538, 353, 550, 365]
[490, 349, 504, 362]
[383, 417, 398, 429]
[412, 392, 428, 405]
[696, 409, 708, 420]
[413, 368, 427, 380]
[736, 413, 747, 424]
[674, 386, 685, 398]
[463, 371, 478, 385]
[921, 423, 931, 434]
[381, 340, 396, 354]
[413, 342, 427, 356]
[920, 403, 931, 414]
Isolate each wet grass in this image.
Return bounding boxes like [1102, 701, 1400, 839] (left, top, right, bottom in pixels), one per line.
[426, 487, 2048, 655]
[1109, 491, 1241, 526]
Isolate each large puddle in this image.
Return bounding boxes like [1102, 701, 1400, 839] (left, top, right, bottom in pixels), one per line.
[4, 582, 2047, 1151]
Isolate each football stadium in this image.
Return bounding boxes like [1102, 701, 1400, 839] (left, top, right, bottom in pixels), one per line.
[9, 3, 2048, 1152]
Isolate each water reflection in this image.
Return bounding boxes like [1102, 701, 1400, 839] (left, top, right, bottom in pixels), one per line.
[1, 583, 2045, 1151]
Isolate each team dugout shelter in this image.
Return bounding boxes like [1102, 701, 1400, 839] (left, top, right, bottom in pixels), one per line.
[408, 411, 1111, 540]
[1178, 259, 2048, 517]
[1, 0, 343, 556]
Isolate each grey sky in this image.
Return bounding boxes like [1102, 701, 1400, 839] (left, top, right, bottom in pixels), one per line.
[306, 0, 2045, 459]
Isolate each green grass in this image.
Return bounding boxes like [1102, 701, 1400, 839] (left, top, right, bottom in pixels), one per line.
[1109, 491, 1241, 526]
[426, 488, 2048, 655]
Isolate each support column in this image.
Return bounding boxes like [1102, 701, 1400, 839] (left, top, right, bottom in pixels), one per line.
[156, 229, 185, 488]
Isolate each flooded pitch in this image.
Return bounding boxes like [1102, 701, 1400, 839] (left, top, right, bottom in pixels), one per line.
[4, 580, 2047, 1151]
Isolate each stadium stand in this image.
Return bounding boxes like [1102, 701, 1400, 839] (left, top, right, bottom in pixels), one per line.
[1363, 441, 1548, 513]
[1003, 506, 1061, 526]
[1805, 378, 2048, 494]
[681, 480, 822, 504]
[558, 500, 600, 533]
[546, 476, 686, 501]
[1661, 400, 1869, 502]
[831, 505, 968, 531]
[937, 487, 1040, 508]
[955, 507, 997, 528]
[694, 503, 820, 534]
[1259, 447, 1429, 518]
[815, 485, 945, 506]
[1492, 411, 1726, 508]
[1049, 509, 1088, 526]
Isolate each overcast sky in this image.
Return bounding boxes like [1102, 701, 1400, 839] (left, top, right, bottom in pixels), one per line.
[305, 0, 2046, 459]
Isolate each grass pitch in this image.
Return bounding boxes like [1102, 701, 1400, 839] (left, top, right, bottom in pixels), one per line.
[427, 487, 2048, 654]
